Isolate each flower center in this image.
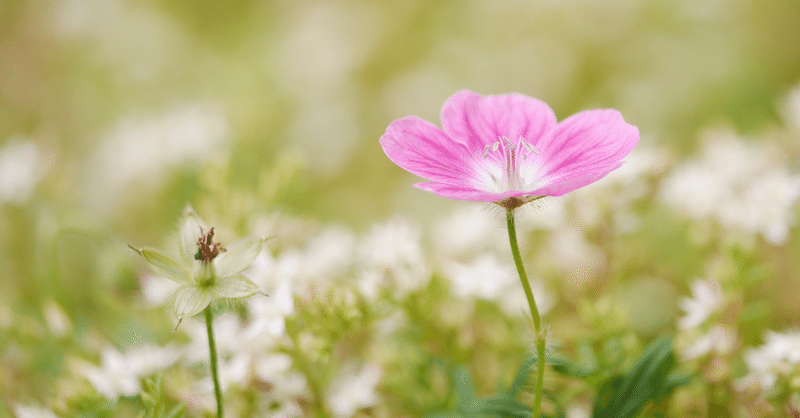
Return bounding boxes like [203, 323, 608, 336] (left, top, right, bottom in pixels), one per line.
[194, 227, 226, 263]
[481, 136, 541, 191]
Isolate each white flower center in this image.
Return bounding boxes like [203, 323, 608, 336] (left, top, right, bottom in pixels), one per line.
[480, 136, 541, 192]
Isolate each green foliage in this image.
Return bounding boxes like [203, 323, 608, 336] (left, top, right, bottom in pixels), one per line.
[138, 376, 186, 418]
[591, 337, 688, 418]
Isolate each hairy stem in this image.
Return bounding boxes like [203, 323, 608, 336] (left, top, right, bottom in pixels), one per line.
[506, 208, 546, 418]
[205, 306, 224, 418]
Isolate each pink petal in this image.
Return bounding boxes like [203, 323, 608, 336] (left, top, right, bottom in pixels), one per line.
[530, 109, 638, 196]
[380, 116, 479, 187]
[440, 90, 557, 158]
[414, 182, 537, 203]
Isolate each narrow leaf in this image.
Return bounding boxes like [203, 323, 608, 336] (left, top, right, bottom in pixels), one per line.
[479, 397, 532, 418]
[165, 404, 186, 418]
[592, 337, 675, 418]
[452, 367, 476, 411]
[509, 353, 538, 397]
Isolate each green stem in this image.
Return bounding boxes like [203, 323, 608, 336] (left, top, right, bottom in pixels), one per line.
[205, 306, 224, 418]
[506, 208, 546, 418]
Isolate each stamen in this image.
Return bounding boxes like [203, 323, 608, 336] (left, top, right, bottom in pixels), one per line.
[479, 136, 543, 192]
[194, 227, 226, 263]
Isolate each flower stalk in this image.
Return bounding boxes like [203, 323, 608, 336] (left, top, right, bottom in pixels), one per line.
[205, 306, 224, 418]
[506, 208, 546, 418]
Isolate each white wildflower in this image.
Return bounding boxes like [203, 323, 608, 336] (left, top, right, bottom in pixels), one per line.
[743, 331, 800, 391]
[42, 300, 71, 337]
[432, 205, 504, 259]
[75, 343, 181, 400]
[83, 105, 228, 216]
[0, 138, 43, 205]
[130, 206, 265, 319]
[444, 254, 515, 300]
[13, 404, 58, 418]
[678, 279, 724, 330]
[358, 219, 429, 297]
[680, 325, 737, 361]
[659, 131, 800, 245]
[548, 226, 606, 283]
[325, 363, 382, 418]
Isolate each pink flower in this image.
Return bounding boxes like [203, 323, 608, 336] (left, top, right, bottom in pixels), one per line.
[380, 90, 639, 209]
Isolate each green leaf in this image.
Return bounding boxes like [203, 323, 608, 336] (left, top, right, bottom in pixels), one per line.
[452, 367, 476, 412]
[425, 413, 468, 418]
[577, 340, 599, 374]
[171, 285, 213, 317]
[212, 274, 261, 299]
[509, 353, 538, 397]
[165, 404, 186, 418]
[592, 337, 676, 418]
[214, 236, 264, 277]
[479, 397, 532, 418]
[138, 246, 191, 283]
[592, 376, 624, 417]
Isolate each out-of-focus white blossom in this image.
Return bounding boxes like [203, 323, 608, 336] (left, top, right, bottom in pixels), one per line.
[782, 83, 800, 134]
[75, 343, 181, 400]
[303, 226, 356, 280]
[743, 331, 800, 391]
[548, 226, 606, 281]
[0, 138, 44, 205]
[659, 131, 800, 245]
[357, 219, 429, 298]
[325, 363, 382, 418]
[444, 254, 515, 300]
[42, 300, 71, 337]
[680, 325, 737, 361]
[432, 205, 504, 259]
[244, 280, 295, 338]
[13, 404, 58, 418]
[443, 254, 552, 316]
[565, 402, 591, 418]
[83, 105, 228, 216]
[254, 353, 308, 402]
[266, 225, 356, 299]
[54, 0, 185, 82]
[678, 279, 724, 330]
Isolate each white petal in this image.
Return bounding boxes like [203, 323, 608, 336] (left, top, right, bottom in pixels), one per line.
[214, 236, 264, 277]
[212, 275, 261, 299]
[138, 247, 191, 283]
[179, 206, 207, 266]
[171, 285, 213, 318]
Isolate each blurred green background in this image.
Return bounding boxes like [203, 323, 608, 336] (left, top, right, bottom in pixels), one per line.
[3, 0, 799, 228]
[1, 0, 800, 413]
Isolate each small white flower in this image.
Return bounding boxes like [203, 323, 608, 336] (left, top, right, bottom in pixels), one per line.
[325, 363, 382, 418]
[743, 331, 800, 391]
[75, 343, 181, 400]
[444, 254, 516, 300]
[678, 279, 724, 330]
[13, 404, 58, 418]
[0, 138, 43, 205]
[358, 219, 429, 297]
[659, 132, 800, 245]
[131, 206, 265, 318]
[680, 325, 737, 360]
